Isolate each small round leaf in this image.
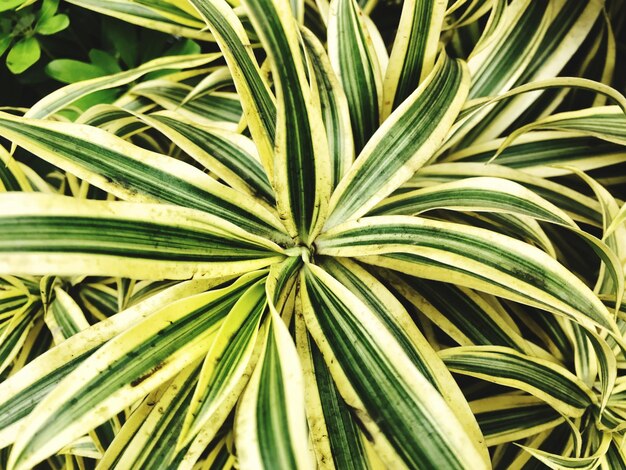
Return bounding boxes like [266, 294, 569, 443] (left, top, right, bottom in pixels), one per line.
[6, 37, 40, 74]
[45, 59, 104, 83]
[36, 14, 69, 36]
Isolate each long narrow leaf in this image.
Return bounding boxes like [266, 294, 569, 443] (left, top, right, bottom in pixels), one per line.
[325, 53, 469, 228]
[300, 263, 488, 469]
[0, 193, 284, 280]
[243, 0, 331, 243]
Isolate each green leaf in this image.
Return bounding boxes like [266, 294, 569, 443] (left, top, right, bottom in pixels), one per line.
[0, 0, 25, 13]
[36, 14, 69, 35]
[0, 37, 12, 57]
[102, 16, 138, 67]
[38, 0, 59, 20]
[6, 37, 40, 74]
[88, 49, 121, 74]
[46, 59, 105, 84]
[164, 38, 201, 56]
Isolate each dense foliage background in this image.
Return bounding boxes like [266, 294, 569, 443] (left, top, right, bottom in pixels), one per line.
[1, 0, 626, 469]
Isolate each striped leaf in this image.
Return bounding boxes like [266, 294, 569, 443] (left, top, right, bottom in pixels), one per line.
[188, 0, 277, 176]
[0, 193, 284, 280]
[265, 255, 302, 322]
[375, 175, 623, 296]
[65, 0, 211, 40]
[439, 346, 596, 417]
[467, 0, 550, 100]
[7, 272, 265, 470]
[0, 113, 289, 243]
[444, 75, 626, 153]
[26, 54, 218, 119]
[243, 0, 331, 243]
[301, 27, 354, 189]
[316, 216, 618, 333]
[603, 437, 626, 469]
[0, 279, 216, 449]
[45, 288, 118, 454]
[319, 258, 488, 461]
[99, 362, 202, 469]
[499, 105, 626, 152]
[445, 132, 626, 178]
[463, 0, 604, 143]
[296, 311, 371, 470]
[106, 108, 275, 204]
[380, 271, 532, 352]
[382, 0, 446, 116]
[189, 433, 235, 470]
[0, 145, 31, 192]
[59, 436, 102, 460]
[408, 163, 603, 226]
[325, 53, 469, 228]
[507, 301, 575, 363]
[571, 169, 626, 306]
[0, 300, 40, 376]
[300, 263, 488, 469]
[181, 67, 234, 105]
[519, 431, 611, 469]
[178, 279, 267, 448]
[371, 176, 576, 227]
[328, 0, 381, 151]
[94, 385, 169, 468]
[44, 288, 90, 344]
[470, 394, 564, 446]
[235, 311, 313, 469]
[128, 81, 243, 127]
[442, 211, 559, 259]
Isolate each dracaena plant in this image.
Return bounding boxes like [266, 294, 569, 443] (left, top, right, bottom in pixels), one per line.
[1, 0, 626, 468]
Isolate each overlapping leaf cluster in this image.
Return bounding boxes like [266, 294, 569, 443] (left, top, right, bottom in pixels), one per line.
[1, 0, 626, 468]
